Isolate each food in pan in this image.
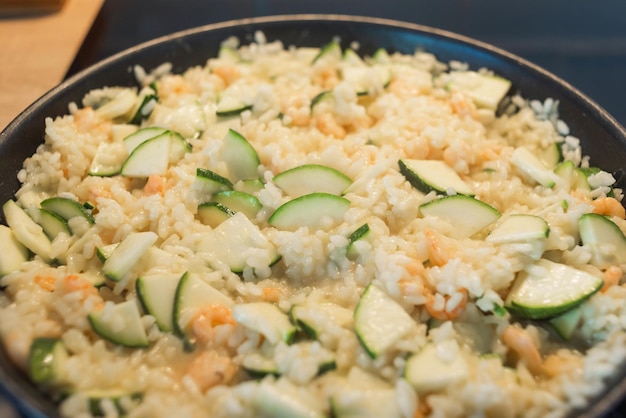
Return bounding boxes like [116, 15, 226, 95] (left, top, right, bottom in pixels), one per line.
[1, 32, 625, 418]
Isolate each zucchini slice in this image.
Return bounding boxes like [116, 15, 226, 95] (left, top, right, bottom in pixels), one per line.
[290, 302, 353, 340]
[197, 212, 279, 274]
[232, 302, 296, 345]
[354, 284, 415, 358]
[331, 387, 400, 418]
[511, 146, 559, 188]
[221, 129, 260, 183]
[40, 196, 95, 225]
[399, 159, 474, 196]
[88, 301, 150, 348]
[579, 212, 626, 268]
[251, 379, 326, 418]
[0, 225, 29, 276]
[273, 164, 352, 198]
[197, 202, 235, 228]
[505, 258, 603, 319]
[404, 343, 469, 394]
[212, 190, 262, 219]
[419, 195, 501, 239]
[37, 209, 71, 240]
[193, 168, 233, 195]
[123, 126, 168, 154]
[28, 337, 68, 384]
[136, 273, 182, 332]
[88, 142, 127, 177]
[444, 71, 511, 110]
[549, 306, 582, 340]
[173, 272, 234, 339]
[3, 200, 52, 262]
[346, 223, 371, 260]
[486, 214, 550, 243]
[268, 192, 350, 230]
[120, 132, 171, 177]
[102, 231, 158, 281]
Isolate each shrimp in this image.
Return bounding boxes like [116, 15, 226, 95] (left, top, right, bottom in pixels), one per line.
[35, 275, 56, 292]
[542, 350, 583, 378]
[501, 325, 544, 376]
[61, 275, 103, 309]
[144, 174, 164, 196]
[316, 113, 346, 139]
[449, 91, 477, 119]
[262, 287, 282, 303]
[190, 305, 236, 346]
[592, 196, 626, 219]
[443, 142, 473, 175]
[602, 265, 623, 292]
[424, 229, 448, 267]
[212, 65, 241, 86]
[186, 350, 237, 392]
[282, 94, 312, 127]
[313, 67, 340, 90]
[158, 74, 192, 97]
[424, 288, 468, 321]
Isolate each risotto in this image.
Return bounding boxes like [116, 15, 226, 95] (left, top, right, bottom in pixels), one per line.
[1, 31, 625, 418]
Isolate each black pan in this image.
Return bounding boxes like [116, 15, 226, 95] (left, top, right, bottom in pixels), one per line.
[1, 14, 625, 418]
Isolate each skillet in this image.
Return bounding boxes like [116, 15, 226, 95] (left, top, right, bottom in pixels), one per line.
[0, 14, 625, 418]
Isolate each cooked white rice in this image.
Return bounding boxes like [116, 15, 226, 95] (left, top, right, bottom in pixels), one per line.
[0, 32, 625, 418]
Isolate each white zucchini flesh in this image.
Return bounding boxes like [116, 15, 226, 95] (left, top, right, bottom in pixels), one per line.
[444, 71, 511, 110]
[136, 273, 182, 332]
[37, 209, 71, 240]
[398, 159, 474, 196]
[94, 89, 137, 120]
[511, 146, 559, 188]
[102, 231, 158, 281]
[88, 141, 128, 177]
[232, 302, 296, 345]
[3, 200, 52, 262]
[505, 258, 603, 319]
[0, 225, 29, 276]
[197, 212, 279, 273]
[88, 301, 149, 348]
[173, 272, 234, 338]
[216, 89, 252, 117]
[268, 192, 350, 230]
[419, 195, 501, 239]
[404, 343, 469, 394]
[579, 212, 626, 268]
[272, 164, 353, 198]
[354, 284, 415, 358]
[123, 126, 168, 154]
[290, 302, 354, 339]
[331, 387, 400, 418]
[197, 202, 235, 228]
[220, 129, 260, 183]
[120, 132, 171, 177]
[251, 378, 326, 418]
[486, 214, 550, 243]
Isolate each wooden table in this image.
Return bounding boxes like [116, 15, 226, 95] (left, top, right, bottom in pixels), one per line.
[0, 0, 104, 130]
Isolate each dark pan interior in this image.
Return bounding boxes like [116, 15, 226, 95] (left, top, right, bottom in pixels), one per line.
[0, 14, 625, 418]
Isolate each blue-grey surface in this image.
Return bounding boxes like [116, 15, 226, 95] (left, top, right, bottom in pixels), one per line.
[5, 0, 626, 416]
